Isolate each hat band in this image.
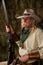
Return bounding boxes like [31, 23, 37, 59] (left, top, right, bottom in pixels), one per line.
[23, 14, 30, 16]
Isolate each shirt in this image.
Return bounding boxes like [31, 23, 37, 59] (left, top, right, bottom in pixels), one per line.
[16, 27, 43, 63]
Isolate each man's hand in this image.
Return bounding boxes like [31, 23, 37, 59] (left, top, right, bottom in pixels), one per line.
[6, 25, 10, 33]
[19, 54, 29, 62]
[5, 25, 14, 34]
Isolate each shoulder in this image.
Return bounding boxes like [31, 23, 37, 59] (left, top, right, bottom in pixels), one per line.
[35, 28, 43, 40]
[36, 28, 43, 35]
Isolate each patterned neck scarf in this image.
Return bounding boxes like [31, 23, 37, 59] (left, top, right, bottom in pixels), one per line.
[20, 28, 30, 44]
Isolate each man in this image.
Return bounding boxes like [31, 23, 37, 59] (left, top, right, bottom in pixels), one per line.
[6, 9, 43, 65]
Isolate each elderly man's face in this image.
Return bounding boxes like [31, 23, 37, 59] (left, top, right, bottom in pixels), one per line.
[21, 17, 33, 29]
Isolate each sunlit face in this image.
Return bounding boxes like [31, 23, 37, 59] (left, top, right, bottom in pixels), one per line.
[21, 17, 33, 29]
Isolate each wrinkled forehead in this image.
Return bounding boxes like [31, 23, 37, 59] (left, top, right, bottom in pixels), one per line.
[21, 17, 32, 23]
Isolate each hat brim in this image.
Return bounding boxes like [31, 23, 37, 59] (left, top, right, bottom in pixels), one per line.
[16, 14, 41, 23]
[16, 15, 29, 19]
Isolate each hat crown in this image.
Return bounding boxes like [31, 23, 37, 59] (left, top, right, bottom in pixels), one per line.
[23, 9, 35, 15]
[16, 8, 41, 23]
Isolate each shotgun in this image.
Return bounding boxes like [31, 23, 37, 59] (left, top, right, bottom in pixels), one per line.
[2, 0, 26, 65]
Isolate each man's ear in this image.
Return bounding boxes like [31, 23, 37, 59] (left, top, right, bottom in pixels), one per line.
[31, 18, 36, 26]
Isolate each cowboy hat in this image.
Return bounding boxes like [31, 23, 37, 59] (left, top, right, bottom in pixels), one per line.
[16, 9, 41, 23]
